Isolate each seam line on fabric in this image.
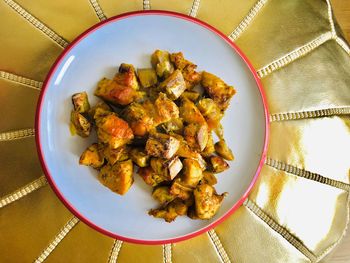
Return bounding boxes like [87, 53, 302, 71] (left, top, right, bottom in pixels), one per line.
[207, 230, 231, 263]
[325, 0, 336, 37]
[335, 37, 350, 55]
[188, 0, 201, 17]
[143, 0, 151, 10]
[257, 31, 332, 78]
[162, 244, 172, 263]
[88, 0, 107, 21]
[269, 107, 350, 122]
[0, 176, 47, 208]
[266, 157, 350, 191]
[0, 128, 35, 141]
[244, 199, 317, 262]
[3, 0, 69, 48]
[0, 71, 42, 90]
[108, 240, 123, 263]
[34, 217, 80, 263]
[228, 0, 268, 41]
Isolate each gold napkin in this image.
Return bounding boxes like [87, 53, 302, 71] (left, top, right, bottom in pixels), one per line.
[1, 0, 349, 262]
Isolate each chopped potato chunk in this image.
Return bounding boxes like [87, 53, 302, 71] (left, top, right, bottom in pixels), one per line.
[184, 123, 209, 151]
[181, 91, 200, 101]
[151, 50, 174, 78]
[70, 111, 91, 137]
[95, 78, 138, 106]
[170, 178, 193, 200]
[96, 113, 134, 149]
[215, 140, 234, 161]
[114, 63, 139, 90]
[145, 133, 180, 159]
[150, 157, 183, 180]
[72, 92, 90, 113]
[95, 64, 140, 106]
[210, 155, 229, 173]
[161, 119, 184, 134]
[201, 171, 217, 185]
[154, 93, 179, 125]
[103, 145, 129, 165]
[130, 148, 150, 167]
[152, 186, 175, 205]
[193, 184, 225, 219]
[122, 102, 154, 137]
[170, 52, 201, 89]
[137, 166, 165, 187]
[179, 98, 206, 124]
[98, 159, 134, 195]
[149, 199, 188, 222]
[197, 98, 223, 130]
[79, 143, 104, 169]
[159, 70, 186, 100]
[202, 133, 215, 157]
[137, 68, 158, 88]
[181, 159, 203, 188]
[201, 71, 236, 110]
[88, 101, 111, 120]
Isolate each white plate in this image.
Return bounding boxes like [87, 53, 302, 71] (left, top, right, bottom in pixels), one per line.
[36, 11, 269, 244]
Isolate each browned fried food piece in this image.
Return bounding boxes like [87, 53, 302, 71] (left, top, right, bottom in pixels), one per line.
[137, 68, 158, 88]
[197, 98, 223, 130]
[193, 184, 226, 219]
[72, 92, 90, 113]
[96, 113, 134, 149]
[170, 52, 201, 89]
[149, 199, 188, 222]
[129, 147, 150, 167]
[95, 64, 140, 106]
[98, 159, 134, 195]
[150, 157, 183, 181]
[161, 119, 184, 134]
[181, 159, 203, 188]
[103, 145, 129, 165]
[202, 133, 215, 157]
[170, 159, 203, 200]
[201, 171, 217, 185]
[181, 91, 200, 102]
[154, 93, 179, 125]
[70, 111, 91, 137]
[145, 133, 180, 159]
[151, 50, 174, 78]
[88, 101, 112, 120]
[215, 140, 234, 161]
[79, 143, 104, 169]
[137, 166, 165, 187]
[158, 70, 186, 100]
[210, 155, 229, 173]
[179, 97, 206, 124]
[152, 186, 176, 205]
[123, 102, 154, 137]
[201, 71, 236, 110]
[183, 123, 209, 152]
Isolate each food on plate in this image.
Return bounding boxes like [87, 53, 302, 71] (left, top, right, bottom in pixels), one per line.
[201, 71, 236, 110]
[70, 50, 236, 222]
[215, 139, 234, 161]
[70, 111, 91, 137]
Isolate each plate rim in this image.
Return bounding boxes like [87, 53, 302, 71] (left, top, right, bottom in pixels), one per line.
[35, 10, 270, 245]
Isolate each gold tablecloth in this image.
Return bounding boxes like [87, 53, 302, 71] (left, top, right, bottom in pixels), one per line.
[1, 0, 350, 262]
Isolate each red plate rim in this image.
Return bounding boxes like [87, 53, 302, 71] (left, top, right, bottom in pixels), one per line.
[35, 10, 270, 245]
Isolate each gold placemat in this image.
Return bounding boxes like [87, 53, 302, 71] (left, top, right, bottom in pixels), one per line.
[1, 0, 350, 262]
